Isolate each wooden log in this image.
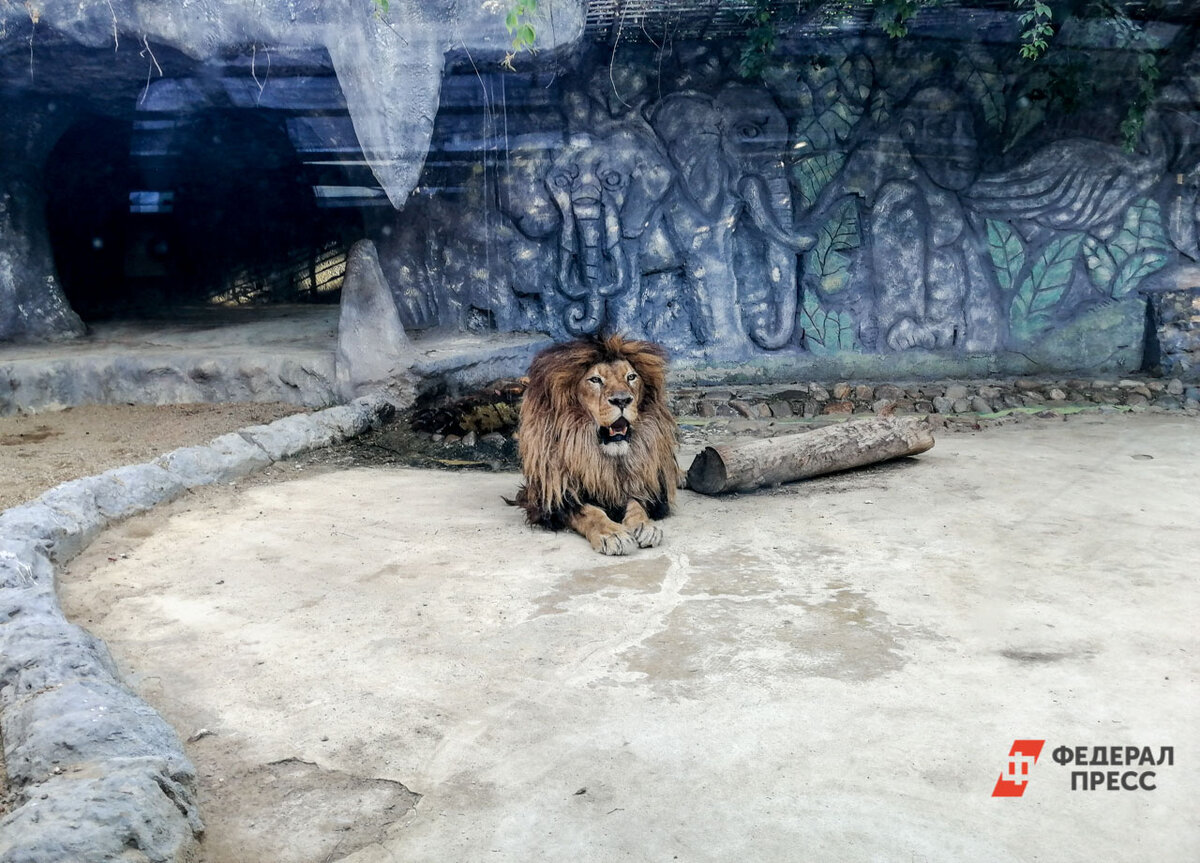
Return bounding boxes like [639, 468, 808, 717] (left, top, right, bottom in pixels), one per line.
[686, 416, 935, 495]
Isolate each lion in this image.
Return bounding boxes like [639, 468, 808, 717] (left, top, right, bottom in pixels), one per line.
[512, 334, 679, 555]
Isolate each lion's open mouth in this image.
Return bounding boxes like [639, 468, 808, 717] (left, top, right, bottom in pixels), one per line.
[599, 417, 631, 445]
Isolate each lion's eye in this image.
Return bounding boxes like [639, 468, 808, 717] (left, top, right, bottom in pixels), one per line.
[626, 373, 638, 383]
[588, 376, 603, 385]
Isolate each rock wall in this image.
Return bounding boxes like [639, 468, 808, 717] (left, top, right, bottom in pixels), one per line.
[0, 101, 86, 342]
[375, 34, 1200, 378]
[4, 3, 1200, 381]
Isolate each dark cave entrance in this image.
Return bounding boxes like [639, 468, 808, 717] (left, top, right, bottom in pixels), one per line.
[44, 115, 134, 320]
[44, 91, 370, 322]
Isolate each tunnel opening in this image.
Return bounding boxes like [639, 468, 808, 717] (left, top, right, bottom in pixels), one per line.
[158, 107, 351, 309]
[42, 59, 376, 324]
[44, 114, 134, 320]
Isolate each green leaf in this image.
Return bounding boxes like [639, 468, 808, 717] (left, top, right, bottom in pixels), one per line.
[1010, 233, 1084, 340]
[791, 48, 871, 155]
[505, 9, 517, 31]
[1108, 197, 1170, 264]
[792, 153, 845, 208]
[824, 201, 859, 251]
[1004, 99, 1045, 152]
[822, 311, 840, 346]
[814, 246, 852, 296]
[986, 220, 1024, 294]
[800, 291, 858, 355]
[956, 45, 1006, 131]
[1111, 250, 1168, 298]
[1083, 235, 1118, 293]
[808, 201, 859, 298]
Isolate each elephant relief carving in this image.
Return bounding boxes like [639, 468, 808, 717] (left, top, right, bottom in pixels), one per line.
[868, 86, 994, 352]
[650, 83, 814, 351]
[544, 129, 673, 335]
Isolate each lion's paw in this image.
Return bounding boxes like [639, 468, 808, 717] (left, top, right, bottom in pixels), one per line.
[595, 530, 638, 556]
[630, 521, 663, 548]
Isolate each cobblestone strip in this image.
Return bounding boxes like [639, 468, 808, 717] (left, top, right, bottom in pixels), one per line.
[0, 396, 393, 863]
[671, 376, 1200, 421]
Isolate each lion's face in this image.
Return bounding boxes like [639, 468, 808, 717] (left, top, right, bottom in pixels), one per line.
[579, 359, 642, 456]
[515, 335, 678, 529]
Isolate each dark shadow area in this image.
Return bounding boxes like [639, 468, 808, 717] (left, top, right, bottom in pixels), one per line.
[44, 115, 133, 320]
[44, 81, 368, 322]
[168, 108, 338, 307]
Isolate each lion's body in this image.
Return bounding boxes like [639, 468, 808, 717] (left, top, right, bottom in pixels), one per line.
[514, 335, 678, 554]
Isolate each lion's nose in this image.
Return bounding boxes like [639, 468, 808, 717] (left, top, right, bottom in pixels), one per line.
[608, 393, 633, 410]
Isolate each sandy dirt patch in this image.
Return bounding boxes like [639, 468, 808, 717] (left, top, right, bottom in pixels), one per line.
[0, 403, 314, 512]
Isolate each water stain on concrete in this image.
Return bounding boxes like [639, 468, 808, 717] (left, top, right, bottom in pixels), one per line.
[776, 587, 908, 680]
[620, 579, 907, 697]
[678, 547, 785, 597]
[530, 556, 671, 616]
[358, 562, 422, 584]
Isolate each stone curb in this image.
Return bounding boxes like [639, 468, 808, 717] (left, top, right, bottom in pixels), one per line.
[0, 395, 395, 863]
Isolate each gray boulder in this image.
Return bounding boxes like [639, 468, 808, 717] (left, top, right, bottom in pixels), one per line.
[335, 239, 417, 404]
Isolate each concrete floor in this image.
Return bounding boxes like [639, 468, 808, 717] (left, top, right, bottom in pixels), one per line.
[59, 413, 1200, 862]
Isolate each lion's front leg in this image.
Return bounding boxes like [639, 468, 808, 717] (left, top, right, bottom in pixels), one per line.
[622, 500, 663, 549]
[570, 504, 637, 556]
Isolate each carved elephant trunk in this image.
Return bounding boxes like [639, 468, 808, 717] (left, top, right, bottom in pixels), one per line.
[745, 171, 801, 350]
[570, 193, 610, 289]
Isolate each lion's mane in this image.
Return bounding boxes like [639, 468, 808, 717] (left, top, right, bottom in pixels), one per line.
[515, 335, 678, 530]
